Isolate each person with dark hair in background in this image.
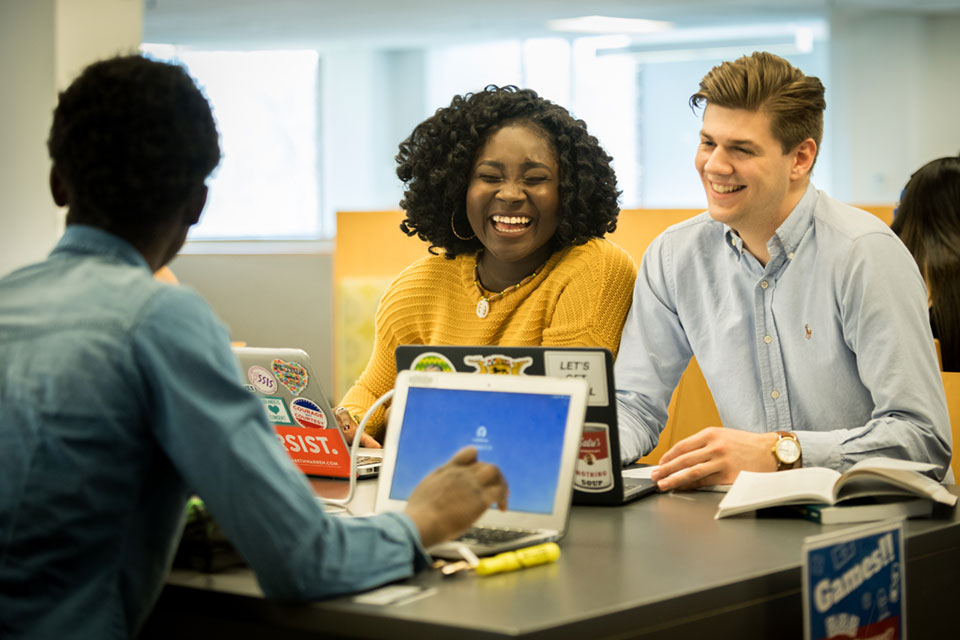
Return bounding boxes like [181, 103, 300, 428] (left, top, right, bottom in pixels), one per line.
[0, 55, 507, 640]
[336, 85, 637, 444]
[615, 51, 950, 489]
[892, 156, 960, 372]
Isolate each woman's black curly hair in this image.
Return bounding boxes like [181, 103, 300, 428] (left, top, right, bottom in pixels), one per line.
[397, 85, 621, 257]
[47, 55, 220, 234]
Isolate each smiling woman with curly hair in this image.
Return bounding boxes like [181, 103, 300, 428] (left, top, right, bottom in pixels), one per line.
[335, 86, 637, 444]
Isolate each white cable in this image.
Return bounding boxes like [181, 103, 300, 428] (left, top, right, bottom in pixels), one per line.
[320, 388, 394, 507]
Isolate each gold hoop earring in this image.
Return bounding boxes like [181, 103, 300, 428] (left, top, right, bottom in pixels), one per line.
[450, 211, 475, 241]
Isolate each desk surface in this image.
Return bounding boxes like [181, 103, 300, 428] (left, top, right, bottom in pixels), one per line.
[146, 480, 960, 640]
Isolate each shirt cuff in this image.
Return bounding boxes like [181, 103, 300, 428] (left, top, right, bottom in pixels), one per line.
[794, 430, 844, 470]
[389, 512, 433, 572]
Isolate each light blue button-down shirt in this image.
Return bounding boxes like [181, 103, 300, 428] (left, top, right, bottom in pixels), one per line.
[615, 186, 951, 477]
[0, 226, 428, 639]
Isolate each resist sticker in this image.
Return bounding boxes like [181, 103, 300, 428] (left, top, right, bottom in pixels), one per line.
[248, 366, 278, 395]
[290, 397, 328, 429]
[260, 395, 294, 425]
[272, 359, 308, 396]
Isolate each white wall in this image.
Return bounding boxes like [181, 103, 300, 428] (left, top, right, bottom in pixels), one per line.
[830, 10, 960, 203]
[169, 253, 336, 396]
[0, 0, 59, 278]
[0, 0, 142, 278]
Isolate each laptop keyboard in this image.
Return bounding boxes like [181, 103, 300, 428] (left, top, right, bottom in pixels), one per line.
[357, 455, 381, 466]
[456, 527, 533, 546]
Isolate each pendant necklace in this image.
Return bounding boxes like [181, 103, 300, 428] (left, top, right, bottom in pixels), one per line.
[473, 261, 541, 319]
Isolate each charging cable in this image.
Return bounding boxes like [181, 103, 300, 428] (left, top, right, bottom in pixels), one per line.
[320, 388, 394, 507]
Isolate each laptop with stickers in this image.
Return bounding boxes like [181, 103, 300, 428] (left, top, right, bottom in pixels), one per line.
[395, 345, 658, 505]
[232, 347, 382, 478]
[375, 370, 588, 559]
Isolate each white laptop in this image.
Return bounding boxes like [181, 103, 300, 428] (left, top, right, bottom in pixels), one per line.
[232, 347, 382, 478]
[375, 370, 589, 559]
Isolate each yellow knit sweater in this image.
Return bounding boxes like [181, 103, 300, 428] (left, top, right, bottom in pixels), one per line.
[339, 237, 637, 441]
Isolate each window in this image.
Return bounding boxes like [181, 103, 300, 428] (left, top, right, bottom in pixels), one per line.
[141, 45, 321, 240]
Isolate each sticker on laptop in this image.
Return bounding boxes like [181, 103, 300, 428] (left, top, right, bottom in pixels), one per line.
[289, 397, 328, 429]
[247, 366, 278, 395]
[463, 354, 533, 375]
[544, 350, 608, 407]
[259, 395, 294, 425]
[574, 423, 614, 492]
[272, 358, 308, 396]
[410, 352, 455, 373]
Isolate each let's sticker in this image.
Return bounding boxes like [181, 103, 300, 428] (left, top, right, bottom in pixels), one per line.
[272, 359, 308, 396]
[290, 397, 328, 429]
[248, 366, 278, 395]
[260, 396, 294, 425]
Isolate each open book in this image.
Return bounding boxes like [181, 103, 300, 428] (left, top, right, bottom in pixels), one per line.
[715, 457, 957, 520]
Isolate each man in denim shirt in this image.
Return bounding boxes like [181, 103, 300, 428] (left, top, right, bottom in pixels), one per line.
[0, 56, 507, 639]
[616, 52, 951, 489]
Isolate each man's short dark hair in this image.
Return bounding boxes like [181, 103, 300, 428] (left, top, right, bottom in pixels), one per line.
[47, 55, 220, 233]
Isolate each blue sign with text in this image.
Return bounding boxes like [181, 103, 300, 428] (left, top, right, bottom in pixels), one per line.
[803, 521, 904, 640]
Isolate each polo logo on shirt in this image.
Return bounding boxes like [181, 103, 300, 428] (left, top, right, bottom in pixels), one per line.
[805, 324, 813, 340]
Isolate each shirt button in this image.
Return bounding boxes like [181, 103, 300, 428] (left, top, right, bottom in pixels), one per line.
[771, 390, 780, 399]
[764, 335, 772, 344]
[760, 280, 769, 289]
[731, 238, 737, 247]
[787, 252, 795, 260]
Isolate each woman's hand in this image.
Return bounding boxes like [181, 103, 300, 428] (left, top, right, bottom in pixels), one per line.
[333, 407, 382, 448]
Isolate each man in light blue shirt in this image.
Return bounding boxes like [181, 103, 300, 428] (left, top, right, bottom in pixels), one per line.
[0, 56, 507, 640]
[616, 51, 951, 489]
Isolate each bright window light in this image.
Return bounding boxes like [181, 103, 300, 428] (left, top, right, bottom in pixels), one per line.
[141, 45, 321, 240]
[548, 16, 673, 35]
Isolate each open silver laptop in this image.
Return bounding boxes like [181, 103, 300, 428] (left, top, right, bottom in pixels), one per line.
[232, 347, 382, 478]
[374, 370, 588, 559]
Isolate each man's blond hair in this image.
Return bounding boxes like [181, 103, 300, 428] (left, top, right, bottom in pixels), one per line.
[690, 51, 825, 166]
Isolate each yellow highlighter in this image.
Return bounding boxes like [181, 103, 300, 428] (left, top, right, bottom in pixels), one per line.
[474, 542, 561, 577]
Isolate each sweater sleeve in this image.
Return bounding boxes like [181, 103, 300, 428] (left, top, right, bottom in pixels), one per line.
[541, 239, 637, 357]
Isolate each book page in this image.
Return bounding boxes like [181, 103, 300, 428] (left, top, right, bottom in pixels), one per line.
[837, 467, 957, 506]
[715, 467, 841, 518]
[846, 457, 939, 474]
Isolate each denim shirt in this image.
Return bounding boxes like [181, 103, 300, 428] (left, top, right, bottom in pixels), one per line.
[0, 226, 428, 639]
[615, 186, 952, 477]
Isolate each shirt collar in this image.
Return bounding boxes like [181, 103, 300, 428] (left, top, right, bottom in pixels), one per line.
[722, 183, 818, 260]
[51, 225, 152, 272]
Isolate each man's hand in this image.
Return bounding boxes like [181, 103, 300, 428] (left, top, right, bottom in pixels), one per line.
[404, 446, 508, 549]
[333, 407, 382, 449]
[650, 428, 780, 491]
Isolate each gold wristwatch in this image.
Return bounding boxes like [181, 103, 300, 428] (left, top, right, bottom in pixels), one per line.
[772, 431, 801, 470]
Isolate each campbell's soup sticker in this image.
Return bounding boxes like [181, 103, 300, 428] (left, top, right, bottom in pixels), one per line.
[260, 396, 294, 425]
[575, 423, 613, 492]
[543, 350, 608, 407]
[248, 366, 278, 395]
[290, 397, 327, 429]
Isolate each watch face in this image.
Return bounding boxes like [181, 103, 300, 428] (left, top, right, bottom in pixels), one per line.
[776, 437, 801, 464]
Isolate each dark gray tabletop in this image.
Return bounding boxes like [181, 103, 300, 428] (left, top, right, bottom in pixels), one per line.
[145, 480, 960, 639]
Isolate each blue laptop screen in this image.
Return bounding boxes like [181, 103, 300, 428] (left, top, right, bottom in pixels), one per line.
[388, 386, 571, 514]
